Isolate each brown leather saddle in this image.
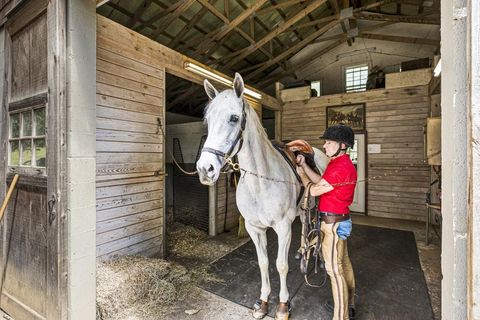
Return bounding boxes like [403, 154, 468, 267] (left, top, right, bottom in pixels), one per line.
[271, 139, 319, 205]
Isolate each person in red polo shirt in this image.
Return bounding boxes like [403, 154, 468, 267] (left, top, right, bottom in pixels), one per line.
[296, 124, 357, 320]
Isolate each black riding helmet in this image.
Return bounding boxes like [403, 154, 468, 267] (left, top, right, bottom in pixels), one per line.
[321, 124, 355, 148]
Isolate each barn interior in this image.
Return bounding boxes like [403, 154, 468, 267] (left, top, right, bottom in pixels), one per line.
[1, 0, 465, 319]
[94, 0, 442, 318]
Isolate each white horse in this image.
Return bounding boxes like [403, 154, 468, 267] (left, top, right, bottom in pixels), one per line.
[196, 73, 328, 320]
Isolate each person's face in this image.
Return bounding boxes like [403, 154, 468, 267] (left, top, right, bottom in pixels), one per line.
[323, 139, 341, 157]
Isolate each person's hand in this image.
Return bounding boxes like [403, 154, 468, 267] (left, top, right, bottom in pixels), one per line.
[296, 154, 306, 167]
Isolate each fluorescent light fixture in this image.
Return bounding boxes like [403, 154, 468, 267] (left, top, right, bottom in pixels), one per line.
[184, 62, 262, 100]
[433, 58, 441, 77]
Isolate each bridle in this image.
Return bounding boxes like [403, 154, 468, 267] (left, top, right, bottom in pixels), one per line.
[201, 99, 247, 165]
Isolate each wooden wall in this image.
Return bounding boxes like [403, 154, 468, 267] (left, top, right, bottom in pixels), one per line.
[282, 85, 431, 221]
[96, 17, 165, 261]
[216, 172, 240, 233]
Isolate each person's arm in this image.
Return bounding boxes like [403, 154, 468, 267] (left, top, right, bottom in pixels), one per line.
[296, 155, 334, 196]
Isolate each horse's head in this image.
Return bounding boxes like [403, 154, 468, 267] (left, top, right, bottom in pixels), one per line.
[196, 73, 246, 186]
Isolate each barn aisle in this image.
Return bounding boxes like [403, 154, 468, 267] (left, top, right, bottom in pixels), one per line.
[202, 218, 434, 320]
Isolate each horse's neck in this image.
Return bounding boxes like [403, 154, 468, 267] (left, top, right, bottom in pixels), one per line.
[236, 117, 284, 176]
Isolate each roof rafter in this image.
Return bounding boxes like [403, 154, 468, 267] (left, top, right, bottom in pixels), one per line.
[224, 0, 328, 69]
[127, 0, 153, 29]
[194, 0, 269, 54]
[149, 0, 197, 40]
[354, 11, 440, 24]
[245, 19, 340, 80]
[194, 0, 278, 66]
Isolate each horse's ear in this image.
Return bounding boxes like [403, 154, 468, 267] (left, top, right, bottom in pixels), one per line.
[233, 72, 244, 98]
[204, 79, 218, 100]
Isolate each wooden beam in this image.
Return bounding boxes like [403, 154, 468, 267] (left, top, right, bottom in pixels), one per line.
[150, 0, 196, 40]
[127, 0, 153, 28]
[168, 6, 209, 47]
[256, 0, 308, 15]
[192, 0, 278, 67]
[97, 0, 110, 8]
[256, 38, 346, 87]
[358, 32, 439, 46]
[224, 0, 328, 69]
[245, 19, 340, 80]
[194, 0, 269, 55]
[354, 12, 440, 24]
[286, 0, 395, 32]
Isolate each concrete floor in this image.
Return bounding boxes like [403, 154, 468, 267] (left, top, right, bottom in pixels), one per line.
[163, 214, 442, 320]
[352, 214, 442, 320]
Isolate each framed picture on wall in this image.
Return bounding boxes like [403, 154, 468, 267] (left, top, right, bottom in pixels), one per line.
[326, 104, 365, 132]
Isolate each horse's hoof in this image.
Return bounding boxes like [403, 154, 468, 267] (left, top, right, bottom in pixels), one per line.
[252, 299, 268, 319]
[275, 301, 291, 320]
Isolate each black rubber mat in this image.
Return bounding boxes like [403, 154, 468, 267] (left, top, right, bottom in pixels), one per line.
[201, 219, 434, 319]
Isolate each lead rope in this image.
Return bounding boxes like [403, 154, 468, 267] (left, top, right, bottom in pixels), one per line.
[157, 118, 198, 176]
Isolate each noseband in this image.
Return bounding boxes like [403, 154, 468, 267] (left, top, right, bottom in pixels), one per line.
[201, 100, 247, 162]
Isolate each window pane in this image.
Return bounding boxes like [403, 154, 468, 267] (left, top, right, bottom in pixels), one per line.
[22, 111, 32, 137]
[34, 138, 46, 167]
[21, 140, 32, 166]
[9, 141, 19, 166]
[10, 113, 20, 138]
[34, 108, 46, 136]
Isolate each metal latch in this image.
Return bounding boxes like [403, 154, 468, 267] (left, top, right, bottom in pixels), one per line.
[47, 194, 57, 225]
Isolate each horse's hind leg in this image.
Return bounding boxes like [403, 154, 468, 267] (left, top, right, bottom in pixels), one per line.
[245, 222, 270, 319]
[273, 220, 292, 320]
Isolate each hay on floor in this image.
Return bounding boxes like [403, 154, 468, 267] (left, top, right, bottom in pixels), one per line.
[96, 256, 193, 320]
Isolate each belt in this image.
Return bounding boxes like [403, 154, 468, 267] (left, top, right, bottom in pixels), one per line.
[319, 212, 350, 224]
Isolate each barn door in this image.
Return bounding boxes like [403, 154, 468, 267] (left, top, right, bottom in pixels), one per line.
[0, 1, 63, 319]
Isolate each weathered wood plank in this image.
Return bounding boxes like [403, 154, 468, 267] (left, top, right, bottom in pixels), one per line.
[96, 117, 159, 134]
[97, 200, 163, 222]
[96, 225, 162, 253]
[97, 47, 164, 80]
[96, 181, 162, 199]
[96, 58, 164, 90]
[97, 152, 162, 164]
[96, 162, 162, 177]
[97, 82, 163, 106]
[97, 94, 161, 115]
[96, 190, 163, 211]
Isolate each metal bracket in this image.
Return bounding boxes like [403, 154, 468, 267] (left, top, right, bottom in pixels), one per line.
[47, 194, 57, 225]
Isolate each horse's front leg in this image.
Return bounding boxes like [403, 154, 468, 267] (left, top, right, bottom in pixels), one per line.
[273, 220, 293, 320]
[245, 221, 270, 319]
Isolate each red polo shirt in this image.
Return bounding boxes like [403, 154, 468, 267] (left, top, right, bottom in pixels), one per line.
[318, 154, 357, 214]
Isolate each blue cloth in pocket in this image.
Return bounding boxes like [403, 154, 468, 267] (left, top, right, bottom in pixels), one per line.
[337, 219, 352, 240]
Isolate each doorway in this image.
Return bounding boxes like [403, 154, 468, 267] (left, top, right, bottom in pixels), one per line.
[349, 134, 366, 213]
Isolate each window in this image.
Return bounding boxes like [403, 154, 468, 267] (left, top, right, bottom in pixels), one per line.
[310, 80, 321, 97]
[9, 107, 46, 168]
[345, 64, 368, 93]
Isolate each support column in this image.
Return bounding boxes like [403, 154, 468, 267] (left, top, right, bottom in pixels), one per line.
[467, 1, 480, 318]
[66, 0, 97, 319]
[441, 0, 468, 319]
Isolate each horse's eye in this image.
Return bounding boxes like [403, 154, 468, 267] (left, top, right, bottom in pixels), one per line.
[229, 115, 239, 123]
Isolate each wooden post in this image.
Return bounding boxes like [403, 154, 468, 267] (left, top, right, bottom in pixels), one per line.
[0, 174, 19, 221]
